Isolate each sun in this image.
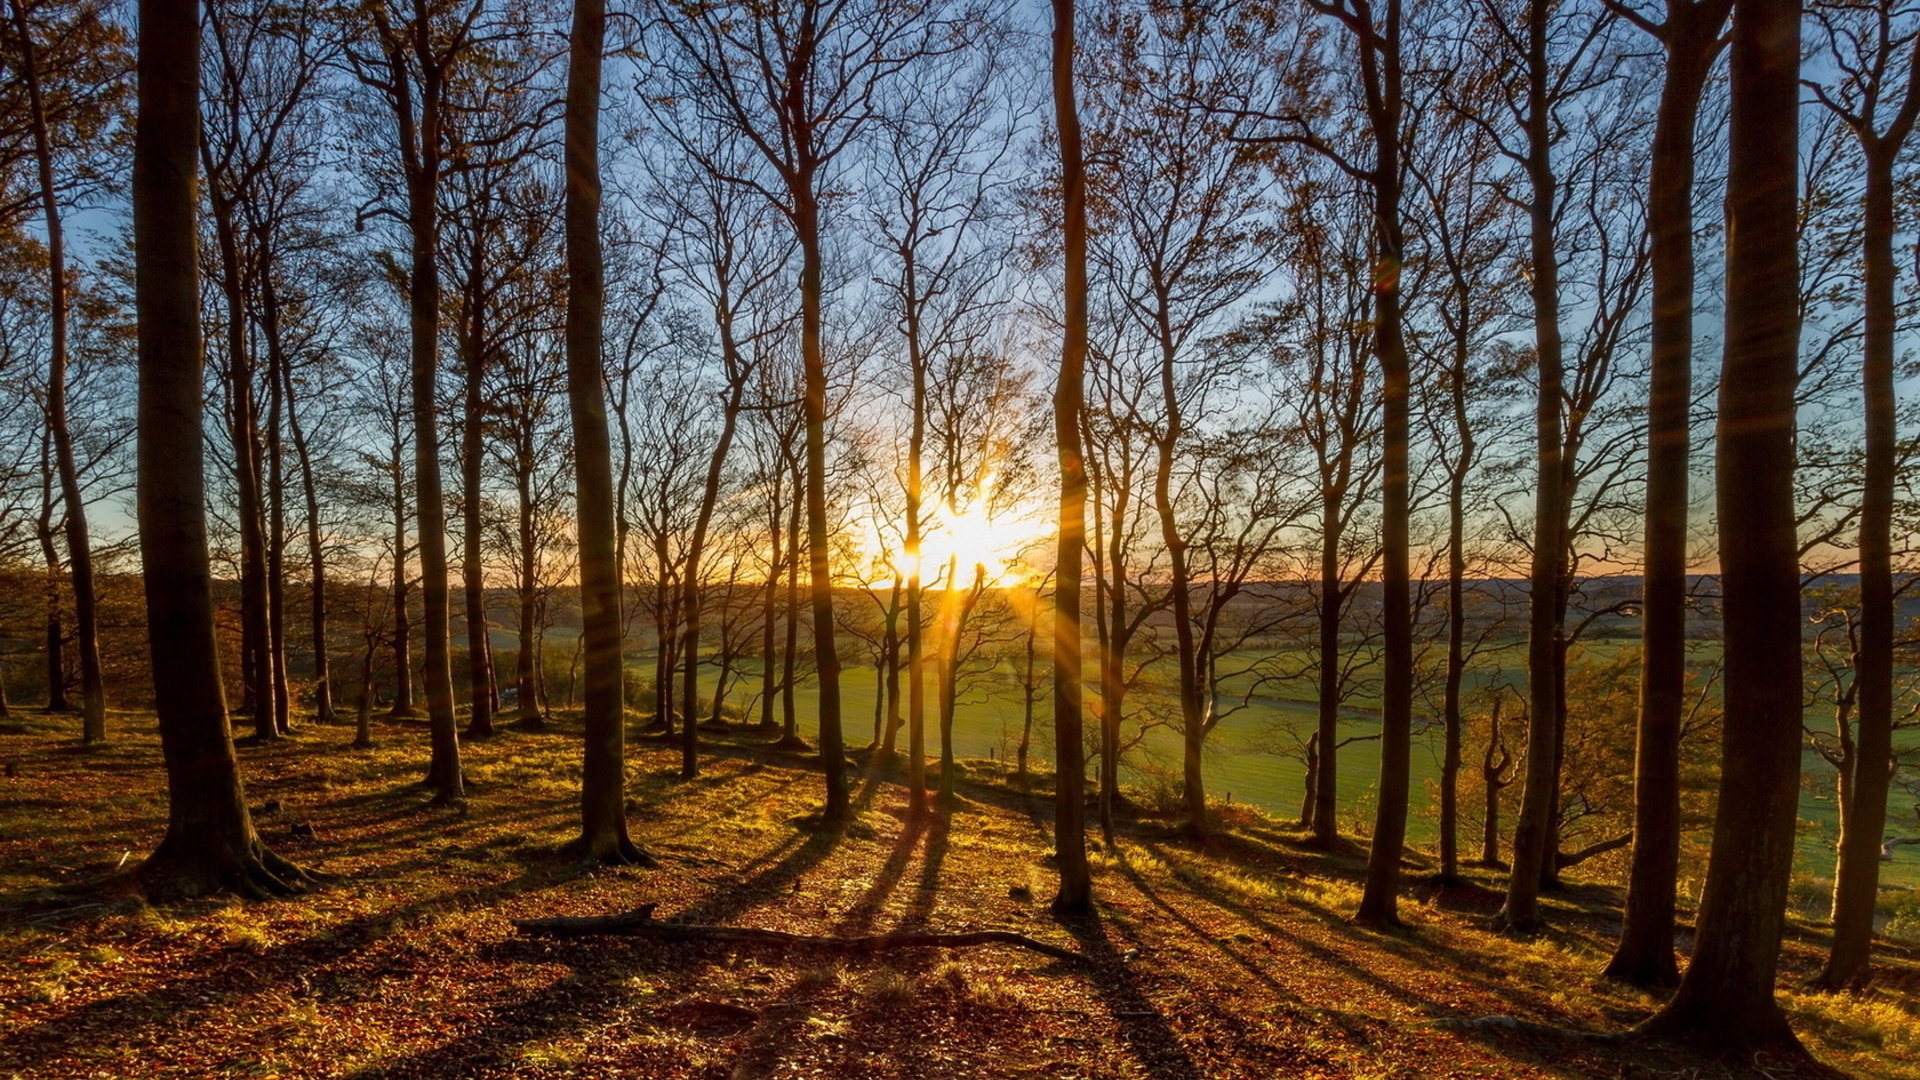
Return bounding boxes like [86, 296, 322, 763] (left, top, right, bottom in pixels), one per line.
[855, 495, 1044, 589]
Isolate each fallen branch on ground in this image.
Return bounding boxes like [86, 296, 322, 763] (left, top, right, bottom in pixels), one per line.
[513, 904, 1084, 963]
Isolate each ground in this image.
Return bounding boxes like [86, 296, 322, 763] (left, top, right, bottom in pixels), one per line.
[0, 711, 1915, 1079]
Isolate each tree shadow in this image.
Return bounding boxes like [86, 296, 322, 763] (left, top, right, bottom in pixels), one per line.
[1058, 908, 1205, 1080]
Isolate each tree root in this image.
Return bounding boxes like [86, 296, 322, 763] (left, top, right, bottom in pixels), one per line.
[514, 904, 1083, 963]
[133, 839, 321, 904]
[558, 834, 658, 868]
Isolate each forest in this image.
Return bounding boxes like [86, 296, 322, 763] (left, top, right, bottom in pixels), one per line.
[1, 0, 1917, 1075]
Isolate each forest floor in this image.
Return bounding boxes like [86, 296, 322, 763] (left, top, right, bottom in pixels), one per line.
[0, 709, 1916, 1079]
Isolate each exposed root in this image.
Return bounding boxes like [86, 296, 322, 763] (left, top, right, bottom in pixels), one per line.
[559, 833, 659, 868]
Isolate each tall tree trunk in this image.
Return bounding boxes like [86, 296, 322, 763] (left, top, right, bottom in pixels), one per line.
[937, 553, 959, 803]
[8, 0, 104, 742]
[1497, 0, 1567, 933]
[388, 422, 414, 717]
[1639, 0, 1804, 1050]
[791, 172, 847, 822]
[1821, 45, 1920, 988]
[283, 346, 334, 724]
[132, 0, 305, 899]
[1313, 490, 1342, 845]
[1438, 380, 1472, 881]
[1355, 1, 1413, 930]
[879, 574, 902, 758]
[461, 312, 494, 738]
[1050, 0, 1092, 916]
[759, 480, 780, 733]
[1152, 341, 1205, 837]
[1480, 696, 1510, 867]
[516, 465, 540, 724]
[264, 284, 290, 735]
[905, 265, 929, 813]
[1606, 0, 1726, 988]
[781, 462, 803, 746]
[678, 368, 746, 779]
[208, 194, 274, 742]
[37, 470, 67, 713]
[563, 0, 645, 864]
[1101, 487, 1126, 840]
[403, 40, 463, 804]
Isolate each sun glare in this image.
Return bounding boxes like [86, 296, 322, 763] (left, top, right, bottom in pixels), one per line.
[858, 498, 1042, 589]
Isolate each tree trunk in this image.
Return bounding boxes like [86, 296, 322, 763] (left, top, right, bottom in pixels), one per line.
[1050, 0, 1092, 915]
[759, 479, 780, 733]
[880, 575, 903, 757]
[264, 280, 291, 735]
[937, 553, 959, 804]
[1606, 0, 1725, 988]
[36, 482, 67, 713]
[1639, 0, 1804, 1050]
[781, 467, 802, 747]
[905, 262, 929, 813]
[1355, 3, 1412, 930]
[131, 0, 306, 899]
[403, 42, 463, 804]
[283, 344, 334, 724]
[791, 170, 847, 822]
[388, 421, 414, 717]
[678, 362, 746, 779]
[460, 310, 494, 738]
[209, 192, 274, 743]
[1497, 0, 1566, 933]
[515, 465, 541, 724]
[562, 0, 647, 864]
[1151, 342, 1204, 837]
[1821, 95, 1917, 991]
[1313, 489, 1342, 845]
[8, 0, 104, 743]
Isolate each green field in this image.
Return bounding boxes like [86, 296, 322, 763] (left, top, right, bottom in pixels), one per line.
[627, 637, 1920, 894]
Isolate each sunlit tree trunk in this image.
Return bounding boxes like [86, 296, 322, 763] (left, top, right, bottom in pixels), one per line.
[562, 0, 645, 864]
[1050, 0, 1092, 915]
[132, 0, 305, 899]
[1498, 0, 1567, 933]
[1638, 0, 1804, 1050]
[1353, 0, 1413, 931]
[1820, 19, 1919, 989]
[1606, 0, 1728, 988]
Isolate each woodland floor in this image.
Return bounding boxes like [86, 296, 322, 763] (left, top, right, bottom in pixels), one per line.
[0, 710, 1916, 1079]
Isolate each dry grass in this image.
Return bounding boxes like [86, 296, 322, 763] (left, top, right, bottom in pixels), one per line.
[0, 709, 1913, 1078]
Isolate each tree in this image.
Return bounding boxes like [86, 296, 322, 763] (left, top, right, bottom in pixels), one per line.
[1240, 0, 1416, 929]
[637, 127, 790, 778]
[348, 0, 489, 803]
[2, 0, 125, 744]
[648, 0, 972, 823]
[1082, 0, 1280, 837]
[441, 37, 558, 740]
[1050, 0, 1093, 916]
[1603, 0, 1732, 989]
[561, 0, 645, 865]
[131, 0, 307, 899]
[1804, 0, 1920, 990]
[1636, 0, 1806, 1051]
[867, 27, 1020, 812]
